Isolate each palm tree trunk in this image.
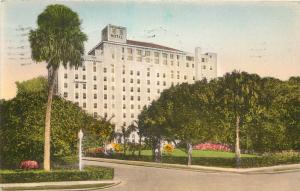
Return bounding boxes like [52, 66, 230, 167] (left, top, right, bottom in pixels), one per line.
[235, 115, 241, 168]
[44, 68, 58, 171]
[187, 143, 193, 166]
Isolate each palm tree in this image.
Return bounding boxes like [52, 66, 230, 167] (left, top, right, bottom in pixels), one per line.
[29, 4, 87, 171]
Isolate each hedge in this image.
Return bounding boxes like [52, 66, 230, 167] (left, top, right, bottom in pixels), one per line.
[0, 166, 114, 183]
[88, 151, 300, 168]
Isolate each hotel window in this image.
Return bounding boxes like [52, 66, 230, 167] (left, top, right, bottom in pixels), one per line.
[170, 54, 174, 59]
[123, 95, 126, 100]
[137, 87, 140, 92]
[157, 73, 160, 77]
[162, 53, 167, 58]
[137, 49, 142, 55]
[123, 113, 126, 118]
[137, 57, 142, 62]
[112, 95, 115, 99]
[83, 84, 86, 89]
[104, 85, 107, 90]
[130, 70, 133, 75]
[163, 81, 166, 86]
[163, 73, 166, 78]
[203, 65, 206, 70]
[131, 87, 133, 92]
[123, 87, 125, 91]
[127, 56, 133, 61]
[94, 84, 97, 90]
[64, 83, 68, 88]
[122, 47, 125, 53]
[123, 78, 125, 83]
[131, 96, 134, 100]
[63, 92, 68, 98]
[104, 77, 107, 81]
[93, 66, 96, 72]
[177, 75, 180, 79]
[186, 63, 189, 67]
[104, 94, 107, 99]
[75, 83, 78, 88]
[75, 74, 78, 79]
[122, 70, 125, 75]
[137, 71, 140, 76]
[177, 55, 180, 60]
[130, 79, 133, 83]
[94, 103, 97, 108]
[138, 105, 141, 109]
[103, 68, 107, 73]
[131, 113, 134, 118]
[171, 61, 174, 65]
[123, 104, 126, 109]
[83, 66, 86, 71]
[94, 112, 98, 118]
[192, 64, 194, 68]
[64, 73, 67, 79]
[83, 75, 86, 80]
[210, 66, 213, 70]
[147, 72, 150, 77]
[104, 103, 107, 109]
[202, 58, 205, 62]
[193, 76, 195, 80]
[112, 53, 115, 59]
[157, 89, 160, 94]
[131, 104, 134, 109]
[184, 75, 187, 80]
[94, 94, 97, 99]
[112, 86, 115, 91]
[157, 81, 160, 85]
[112, 77, 115, 82]
[83, 93, 86, 99]
[147, 80, 150, 85]
[75, 102, 79, 106]
[75, 67, 78, 70]
[137, 96, 140, 101]
[93, 76, 97, 81]
[83, 103, 86, 108]
[104, 113, 108, 118]
[148, 97, 151, 101]
[75, 93, 79, 99]
[154, 52, 159, 57]
[145, 58, 150, 63]
[147, 88, 150, 93]
[145, 51, 150, 56]
[137, 79, 140, 84]
[127, 48, 133, 54]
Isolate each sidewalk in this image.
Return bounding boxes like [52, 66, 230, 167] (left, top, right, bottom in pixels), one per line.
[83, 157, 300, 174]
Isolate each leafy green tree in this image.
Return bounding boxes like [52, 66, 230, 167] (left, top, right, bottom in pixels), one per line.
[29, 4, 87, 171]
[115, 124, 137, 156]
[0, 78, 113, 169]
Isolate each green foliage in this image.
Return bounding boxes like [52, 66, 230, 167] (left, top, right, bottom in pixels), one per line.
[29, 4, 87, 69]
[0, 166, 114, 183]
[16, 76, 48, 95]
[0, 78, 114, 169]
[137, 71, 300, 154]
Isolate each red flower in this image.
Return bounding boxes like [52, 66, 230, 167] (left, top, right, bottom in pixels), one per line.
[20, 160, 39, 170]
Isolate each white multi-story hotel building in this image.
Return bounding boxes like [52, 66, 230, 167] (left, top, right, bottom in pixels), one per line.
[55, 24, 217, 143]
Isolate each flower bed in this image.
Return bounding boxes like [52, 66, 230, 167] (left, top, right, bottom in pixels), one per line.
[193, 143, 231, 152]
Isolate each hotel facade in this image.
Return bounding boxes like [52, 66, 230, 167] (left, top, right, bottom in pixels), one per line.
[54, 24, 217, 143]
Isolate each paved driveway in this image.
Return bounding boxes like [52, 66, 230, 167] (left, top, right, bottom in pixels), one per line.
[84, 160, 300, 191]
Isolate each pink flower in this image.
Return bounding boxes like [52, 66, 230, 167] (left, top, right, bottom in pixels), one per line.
[20, 160, 39, 170]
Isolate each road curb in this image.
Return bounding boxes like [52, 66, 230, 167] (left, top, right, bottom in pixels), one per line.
[0, 180, 121, 191]
[83, 157, 300, 174]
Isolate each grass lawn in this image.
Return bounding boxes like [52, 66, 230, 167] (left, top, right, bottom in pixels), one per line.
[133, 149, 256, 158]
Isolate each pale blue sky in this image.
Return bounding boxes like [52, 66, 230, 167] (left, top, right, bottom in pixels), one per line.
[1, 0, 300, 99]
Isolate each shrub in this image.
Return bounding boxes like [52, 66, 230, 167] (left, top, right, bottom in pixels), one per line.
[193, 143, 231, 152]
[85, 147, 104, 157]
[0, 166, 113, 183]
[19, 160, 39, 170]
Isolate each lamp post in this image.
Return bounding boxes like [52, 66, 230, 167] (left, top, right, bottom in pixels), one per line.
[78, 129, 83, 171]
